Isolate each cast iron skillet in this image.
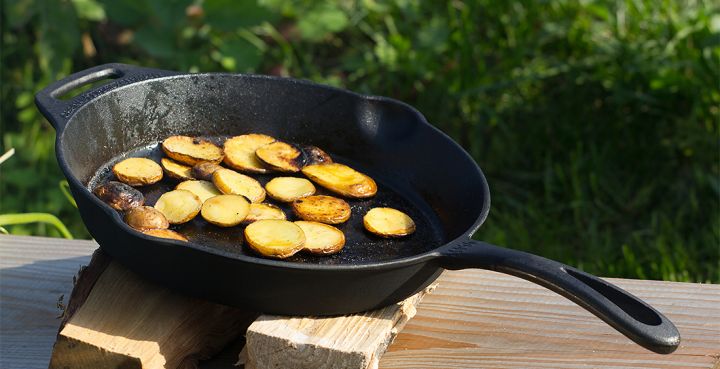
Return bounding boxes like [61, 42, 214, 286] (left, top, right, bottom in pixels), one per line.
[36, 64, 679, 354]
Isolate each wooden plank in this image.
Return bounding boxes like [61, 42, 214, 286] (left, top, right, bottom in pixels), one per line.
[241, 284, 436, 369]
[2, 235, 720, 369]
[48, 251, 258, 369]
[380, 270, 720, 369]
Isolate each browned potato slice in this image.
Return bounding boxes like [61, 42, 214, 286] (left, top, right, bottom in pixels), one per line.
[301, 163, 377, 198]
[212, 168, 266, 203]
[223, 134, 276, 173]
[244, 219, 305, 259]
[154, 189, 202, 224]
[265, 177, 316, 202]
[93, 181, 144, 210]
[112, 158, 163, 186]
[295, 221, 345, 255]
[363, 207, 416, 238]
[292, 195, 350, 224]
[201, 195, 250, 227]
[191, 161, 222, 181]
[243, 203, 286, 224]
[162, 135, 223, 166]
[176, 180, 221, 203]
[161, 157, 193, 181]
[124, 206, 169, 230]
[301, 145, 333, 165]
[255, 141, 303, 172]
[141, 229, 188, 242]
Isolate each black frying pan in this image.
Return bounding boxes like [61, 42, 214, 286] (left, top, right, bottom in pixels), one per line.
[35, 64, 679, 354]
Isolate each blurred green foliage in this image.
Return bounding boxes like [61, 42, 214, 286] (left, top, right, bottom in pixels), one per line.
[1, 0, 718, 282]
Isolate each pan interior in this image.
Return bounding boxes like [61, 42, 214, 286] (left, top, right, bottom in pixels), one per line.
[88, 137, 446, 265]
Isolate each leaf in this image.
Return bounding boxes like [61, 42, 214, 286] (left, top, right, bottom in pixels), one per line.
[98, 0, 148, 27]
[205, 0, 277, 31]
[4, 0, 36, 28]
[71, 0, 106, 21]
[297, 3, 349, 41]
[134, 25, 178, 59]
[37, 0, 80, 77]
[218, 37, 263, 72]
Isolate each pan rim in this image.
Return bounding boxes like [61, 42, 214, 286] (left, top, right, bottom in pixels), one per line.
[57, 71, 491, 271]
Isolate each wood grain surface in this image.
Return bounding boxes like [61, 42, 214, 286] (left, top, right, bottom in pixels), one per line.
[1, 235, 719, 369]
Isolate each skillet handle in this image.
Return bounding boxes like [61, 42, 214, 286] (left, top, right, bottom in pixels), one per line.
[438, 239, 680, 354]
[35, 63, 178, 131]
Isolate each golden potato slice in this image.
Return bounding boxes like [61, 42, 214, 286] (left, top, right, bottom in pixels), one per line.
[93, 181, 144, 210]
[301, 145, 333, 165]
[255, 141, 303, 172]
[191, 161, 222, 181]
[292, 195, 350, 224]
[112, 158, 163, 186]
[212, 168, 266, 203]
[301, 163, 377, 198]
[243, 203, 286, 224]
[363, 207, 416, 238]
[154, 189, 202, 224]
[176, 180, 221, 203]
[244, 219, 305, 259]
[124, 206, 169, 230]
[201, 195, 250, 227]
[161, 157, 193, 181]
[162, 135, 224, 166]
[265, 177, 316, 202]
[223, 134, 276, 173]
[295, 221, 345, 255]
[141, 228, 188, 242]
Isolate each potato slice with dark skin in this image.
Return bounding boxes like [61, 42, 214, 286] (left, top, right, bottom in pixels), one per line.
[141, 229, 188, 242]
[223, 134, 276, 173]
[113, 158, 163, 186]
[244, 219, 305, 259]
[191, 161, 222, 181]
[265, 177, 316, 202]
[176, 180, 221, 203]
[124, 206, 169, 230]
[161, 158, 193, 181]
[242, 203, 286, 224]
[255, 141, 303, 172]
[93, 181, 144, 211]
[212, 168, 266, 203]
[154, 189, 202, 224]
[292, 195, 351, 224]
[301, 163, 377, 198]
[295, 221, 345, 255]
[363, 207, 416, 238]
[301, 145, 333, 166]
[162, 136, 224, 166]
[201, 195, 250, 227]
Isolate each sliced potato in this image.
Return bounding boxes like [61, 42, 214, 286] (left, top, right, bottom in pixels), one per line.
[154, 189, 202, 224]
[265, 177, 316, 202]
[244, 219, 305, 259]
[191, 161, 222, 181]
[112, 158, 163, 186]
[255, 141, 303, 172]
[301, 163, 377, 198]
[161, 157, 193, 181]
[93, 181, 144, 210]
[243, 203, 286, 224]
[292, 195, 351, 224]
[176, 180, 221, 203]
[295, 221, 345, 255]
[301, 145, 333, 166]
[201, 195, 250, 227]
[141, 228, 188, 242]
[363, 207, 416, 238]
[212, 168, 266, 203]
[223, 134, 276, 173]
[162, 135, 224, 166]
[124, 206, 169, 230]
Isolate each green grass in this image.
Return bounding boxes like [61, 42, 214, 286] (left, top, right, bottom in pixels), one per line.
[1, 0, 718, 282]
